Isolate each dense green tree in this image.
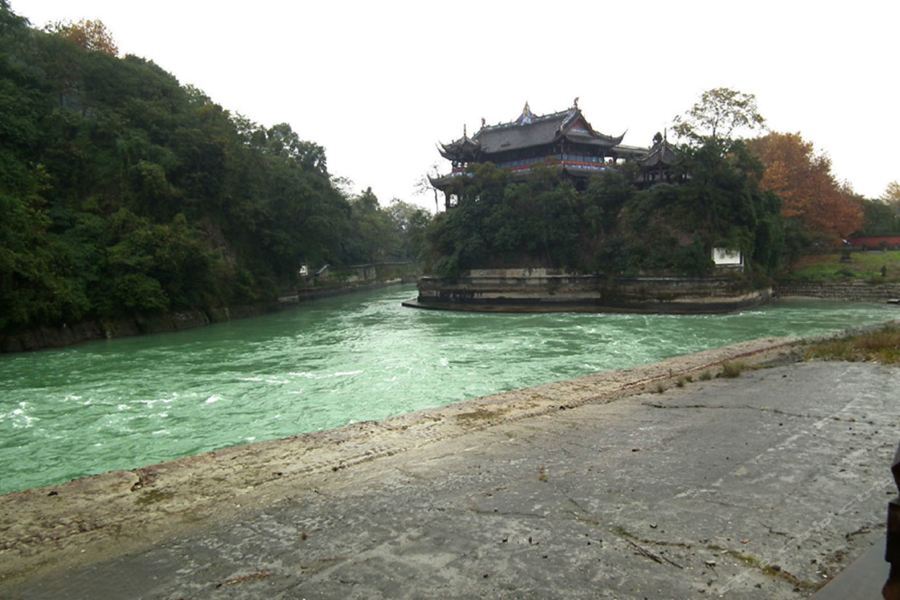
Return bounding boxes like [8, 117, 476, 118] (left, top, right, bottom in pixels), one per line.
[859, 198, 900, 235]
[44, 18, 118, 56]
[386, 199, 432, 261]
[343, 188, 395, 263]
[882, 181, 900, 209]
[672, 87, 766, 144]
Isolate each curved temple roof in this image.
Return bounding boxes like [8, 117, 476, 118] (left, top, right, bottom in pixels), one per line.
[438, 133, 480, 162]
[438, 103, 629, 162]
[638, 132, 681, 168]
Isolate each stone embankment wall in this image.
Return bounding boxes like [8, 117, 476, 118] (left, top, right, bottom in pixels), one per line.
[0, 305, 275, 354]
[777, 281, 900, 302]
[0, 274, 415, 353]
[408, 268, 769, 314]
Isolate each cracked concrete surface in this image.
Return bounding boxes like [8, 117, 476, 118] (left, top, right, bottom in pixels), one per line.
[1, 342, 898, 598]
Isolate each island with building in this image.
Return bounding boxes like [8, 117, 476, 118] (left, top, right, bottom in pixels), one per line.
[406, 101, 775, 313]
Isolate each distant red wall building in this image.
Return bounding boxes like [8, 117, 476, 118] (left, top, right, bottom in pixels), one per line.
[849, 236, 900, 249]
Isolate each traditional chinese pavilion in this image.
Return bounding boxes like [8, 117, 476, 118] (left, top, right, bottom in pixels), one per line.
[430, 101, 655, 209]
[636, 131, 684, 186]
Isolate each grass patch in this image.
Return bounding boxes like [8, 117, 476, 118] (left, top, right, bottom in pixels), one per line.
[805, 324, 900, 364]
[788, 250, 900, 283]
[699, 371, 712, 381]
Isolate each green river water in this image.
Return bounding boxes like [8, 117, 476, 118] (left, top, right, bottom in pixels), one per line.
[0, 285, 896, 495]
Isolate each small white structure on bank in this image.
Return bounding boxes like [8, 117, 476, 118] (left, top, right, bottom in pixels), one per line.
[712, 247, 743, 271]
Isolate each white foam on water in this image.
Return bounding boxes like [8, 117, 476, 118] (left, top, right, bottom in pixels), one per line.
[9, 405, 35, 428]
[333, 370, 363, 377]
[288, 371, 318, 379]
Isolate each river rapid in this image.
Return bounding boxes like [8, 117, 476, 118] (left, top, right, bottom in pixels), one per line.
[0, 285, 894, 494]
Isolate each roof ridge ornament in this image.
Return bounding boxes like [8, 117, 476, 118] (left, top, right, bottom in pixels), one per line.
[573, 97, 579, 110]
[516, 101, 535, 125]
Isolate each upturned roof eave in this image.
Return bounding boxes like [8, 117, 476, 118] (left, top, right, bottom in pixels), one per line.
[438, 105, 643, 158]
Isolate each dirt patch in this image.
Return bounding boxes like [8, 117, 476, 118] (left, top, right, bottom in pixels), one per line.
[455, 407, 510, 426]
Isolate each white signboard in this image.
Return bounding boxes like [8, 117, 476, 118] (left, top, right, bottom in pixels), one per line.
[712, 248, 742, 266]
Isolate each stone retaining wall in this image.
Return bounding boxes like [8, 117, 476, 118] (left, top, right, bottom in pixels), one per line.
[410, 269, 769, 314]
[0, 307, 275, 354]
[777, 281, 900, 302]
[0, 280, 409, 353]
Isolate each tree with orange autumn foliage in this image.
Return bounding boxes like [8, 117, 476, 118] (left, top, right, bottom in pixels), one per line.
[45, 19, 118, 56]
[747, 132, 862, 243]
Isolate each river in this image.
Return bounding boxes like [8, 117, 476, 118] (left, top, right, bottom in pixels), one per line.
[0, 285, 895, 495]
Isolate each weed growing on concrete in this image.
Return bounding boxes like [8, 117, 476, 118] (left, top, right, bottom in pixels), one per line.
[675, 377, 686, 388]
[699, 371, 712, 381]
[655, 383, 665, 394]
[538, 466, 548, 482]
[720, 362, 745, 378]
[706, 544, 820, 592]
[805, 324, 900, 364]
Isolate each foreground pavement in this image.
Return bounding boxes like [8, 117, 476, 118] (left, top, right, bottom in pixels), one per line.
[2, 348, 899, 598]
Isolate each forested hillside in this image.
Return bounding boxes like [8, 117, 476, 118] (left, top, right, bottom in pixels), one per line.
[0, 4, 428, 333]
[427, 141, 784, 281]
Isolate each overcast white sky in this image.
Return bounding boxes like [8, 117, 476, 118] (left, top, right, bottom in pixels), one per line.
[14, 0, 900, 210]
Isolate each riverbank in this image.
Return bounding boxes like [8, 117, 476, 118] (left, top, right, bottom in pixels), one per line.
[0, 278, 411, 354]
[7, 290, 892, 498]
[4, 328, 897, 597]
[3, 337, 897, 598]
[408, 269, 900, 313]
